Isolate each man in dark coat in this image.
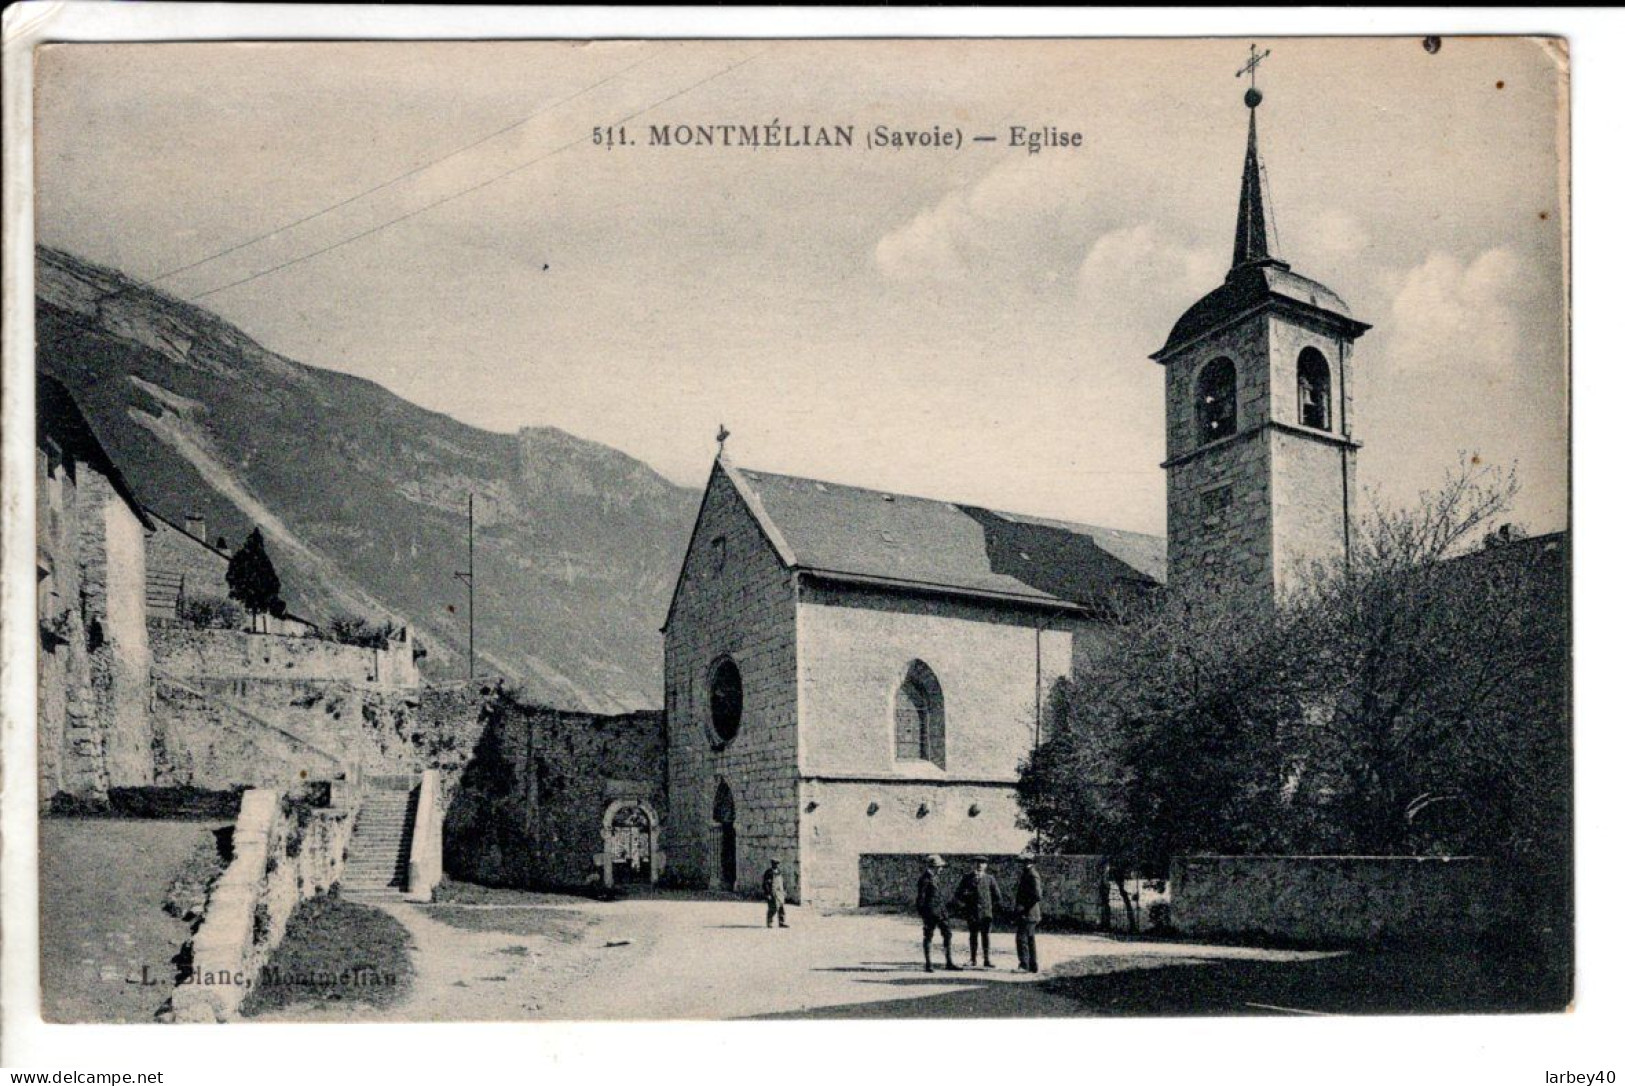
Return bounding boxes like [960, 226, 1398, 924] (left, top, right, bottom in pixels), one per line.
[954, 856, 1006, 968]
[763, 858, 788, 928]
[915, 855, 961, 973]
[1015, 855, 1043, 972]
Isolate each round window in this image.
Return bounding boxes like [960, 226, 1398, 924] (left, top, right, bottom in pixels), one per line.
[708, 658, 743, 744]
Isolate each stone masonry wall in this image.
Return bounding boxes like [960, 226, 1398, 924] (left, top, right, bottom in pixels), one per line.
[1162, 311, 1357, 600]
[1164, 314, 1275, 597]
[172, 789, 354, 1022]
[150, 626, 425, 790]
[859, 853, 1105, 922]
[37, 452, 152, 803]
[92, 477, 154, 786]
[1270, 431, 1352, 597]
[150, 624, 418, 690]
[1169, 855, 1514, 946]
[442, 696, 665, 890]
[664, 465, 800, 896]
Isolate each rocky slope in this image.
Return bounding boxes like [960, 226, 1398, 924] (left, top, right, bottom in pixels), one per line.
[36, 246, 698, 712]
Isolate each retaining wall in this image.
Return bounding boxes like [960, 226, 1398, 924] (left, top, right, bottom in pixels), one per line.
[171, 788, 354, 1021]
[1169, 855, 1515, 945]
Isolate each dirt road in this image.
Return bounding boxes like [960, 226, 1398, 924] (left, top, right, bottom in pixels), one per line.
[269, 892, 1334, 1021]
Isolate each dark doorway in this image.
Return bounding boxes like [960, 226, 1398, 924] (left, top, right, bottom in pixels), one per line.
[720, 824, 737, 889]
[713, 779, 737, 891]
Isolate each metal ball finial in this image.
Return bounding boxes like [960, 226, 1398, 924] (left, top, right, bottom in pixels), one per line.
[1244, 87, 1263, 109]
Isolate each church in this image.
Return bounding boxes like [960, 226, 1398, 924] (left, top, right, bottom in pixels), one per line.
[661, 82, 1369, 907]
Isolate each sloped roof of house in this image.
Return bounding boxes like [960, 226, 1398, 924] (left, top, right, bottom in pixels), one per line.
[37, 373, 155, 530]
[717, 458, 1165, 613]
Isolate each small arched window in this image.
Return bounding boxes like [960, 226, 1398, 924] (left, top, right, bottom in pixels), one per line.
[894, 661, 945, 768]
[708, 657, 743, 745]
[1196, 358, 1237, 444]
[1298, 348, 1332, 432]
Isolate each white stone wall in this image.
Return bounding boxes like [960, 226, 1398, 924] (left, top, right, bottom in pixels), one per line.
[97, 484, 153, 786]
[801, 780, 1031, 907]
[795, 585, 1081, 906]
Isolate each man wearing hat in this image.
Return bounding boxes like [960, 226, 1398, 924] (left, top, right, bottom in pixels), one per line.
[1014, 854, 1043, 972]
[915, 855, 960, 973]
[762, 858, 789, 928]
[954, 856, 1006, 969]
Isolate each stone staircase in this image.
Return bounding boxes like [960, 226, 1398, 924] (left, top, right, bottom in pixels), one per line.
[343, 784, 418, 894]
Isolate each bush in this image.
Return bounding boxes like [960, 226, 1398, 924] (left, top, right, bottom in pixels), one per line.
[325, 614, 399, 650]
[175, 594, 244, 630]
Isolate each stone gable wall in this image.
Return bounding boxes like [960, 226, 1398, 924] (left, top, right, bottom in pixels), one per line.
[663, 468, 801, 895]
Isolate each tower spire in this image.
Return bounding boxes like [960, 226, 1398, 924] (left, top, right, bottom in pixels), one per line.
[1232, 43, 1273, 270]
[1232, 91, 1272, 268]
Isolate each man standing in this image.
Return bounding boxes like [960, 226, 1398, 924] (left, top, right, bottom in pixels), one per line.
[1015, 855, 1043, 973]
[915, 855, 960, 973]
[955, 856, 1005, 969]
[763, 858, 788, 928]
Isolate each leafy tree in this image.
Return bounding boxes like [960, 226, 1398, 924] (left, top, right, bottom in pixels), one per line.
[226, 527, 283, 631]
[1019, 460, 1569, 913]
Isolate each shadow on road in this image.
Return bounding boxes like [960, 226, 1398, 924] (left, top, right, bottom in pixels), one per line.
[756, 944, 1572, 1019]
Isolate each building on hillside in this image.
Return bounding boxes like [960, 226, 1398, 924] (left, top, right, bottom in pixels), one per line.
[660, 80, 1389, 907]
[36, 374, 157, 805]
[144, 508, 318, 636]
[661, 457, 1163, 906]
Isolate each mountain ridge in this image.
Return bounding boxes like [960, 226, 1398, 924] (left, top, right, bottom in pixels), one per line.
[36, 245, 699, 713]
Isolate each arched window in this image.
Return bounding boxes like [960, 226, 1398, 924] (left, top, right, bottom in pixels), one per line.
[1298, 348, 1332, 432]
[894, 661, 945, 768]
[1195, 358, 1237, 443]
[708, 657, 743, 745]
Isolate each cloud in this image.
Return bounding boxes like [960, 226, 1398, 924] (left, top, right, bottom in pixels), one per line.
[873, 157, 1085, 284]
[1386, 248, 1524, 375]
[1074, 222, 1226, 341]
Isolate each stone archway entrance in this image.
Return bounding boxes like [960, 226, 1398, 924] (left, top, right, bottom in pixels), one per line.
[599, 799, 662, 889]
[712, 779, 737, 891]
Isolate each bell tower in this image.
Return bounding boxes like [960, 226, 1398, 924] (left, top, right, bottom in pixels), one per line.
[1151, 54, 1370, 601]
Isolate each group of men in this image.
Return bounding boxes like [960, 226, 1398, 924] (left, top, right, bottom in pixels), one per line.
[914, 854, 1043, 974]
[758, 854, 1044, 975]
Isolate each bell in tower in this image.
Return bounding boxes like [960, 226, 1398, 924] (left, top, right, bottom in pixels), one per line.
[1150, 51, 1370, 602]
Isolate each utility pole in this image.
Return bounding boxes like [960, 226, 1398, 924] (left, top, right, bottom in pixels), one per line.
[454, 492, 474, 681]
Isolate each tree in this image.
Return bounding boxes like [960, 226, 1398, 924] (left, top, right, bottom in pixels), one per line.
[1283, 462, 1568, 864]
[226, 527, 283, 632]
[1018, 579, 1313, 877]
[1018, 459, 1569, 907]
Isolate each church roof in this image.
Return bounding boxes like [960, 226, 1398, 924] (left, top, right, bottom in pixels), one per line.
[722, 459, 1165, 613]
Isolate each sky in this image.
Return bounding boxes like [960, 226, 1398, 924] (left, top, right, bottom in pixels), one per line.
[33, 37, 1569, 536]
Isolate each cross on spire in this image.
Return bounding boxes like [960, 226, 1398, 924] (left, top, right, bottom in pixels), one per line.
[1236, 43, 1271, 90]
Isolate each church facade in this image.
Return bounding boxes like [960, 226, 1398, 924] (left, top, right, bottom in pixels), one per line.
[661, 459, 1162, 905]
[661, 84, 1364, 907]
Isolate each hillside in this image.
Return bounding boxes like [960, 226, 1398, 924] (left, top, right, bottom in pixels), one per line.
[36, 246, 698, 712]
